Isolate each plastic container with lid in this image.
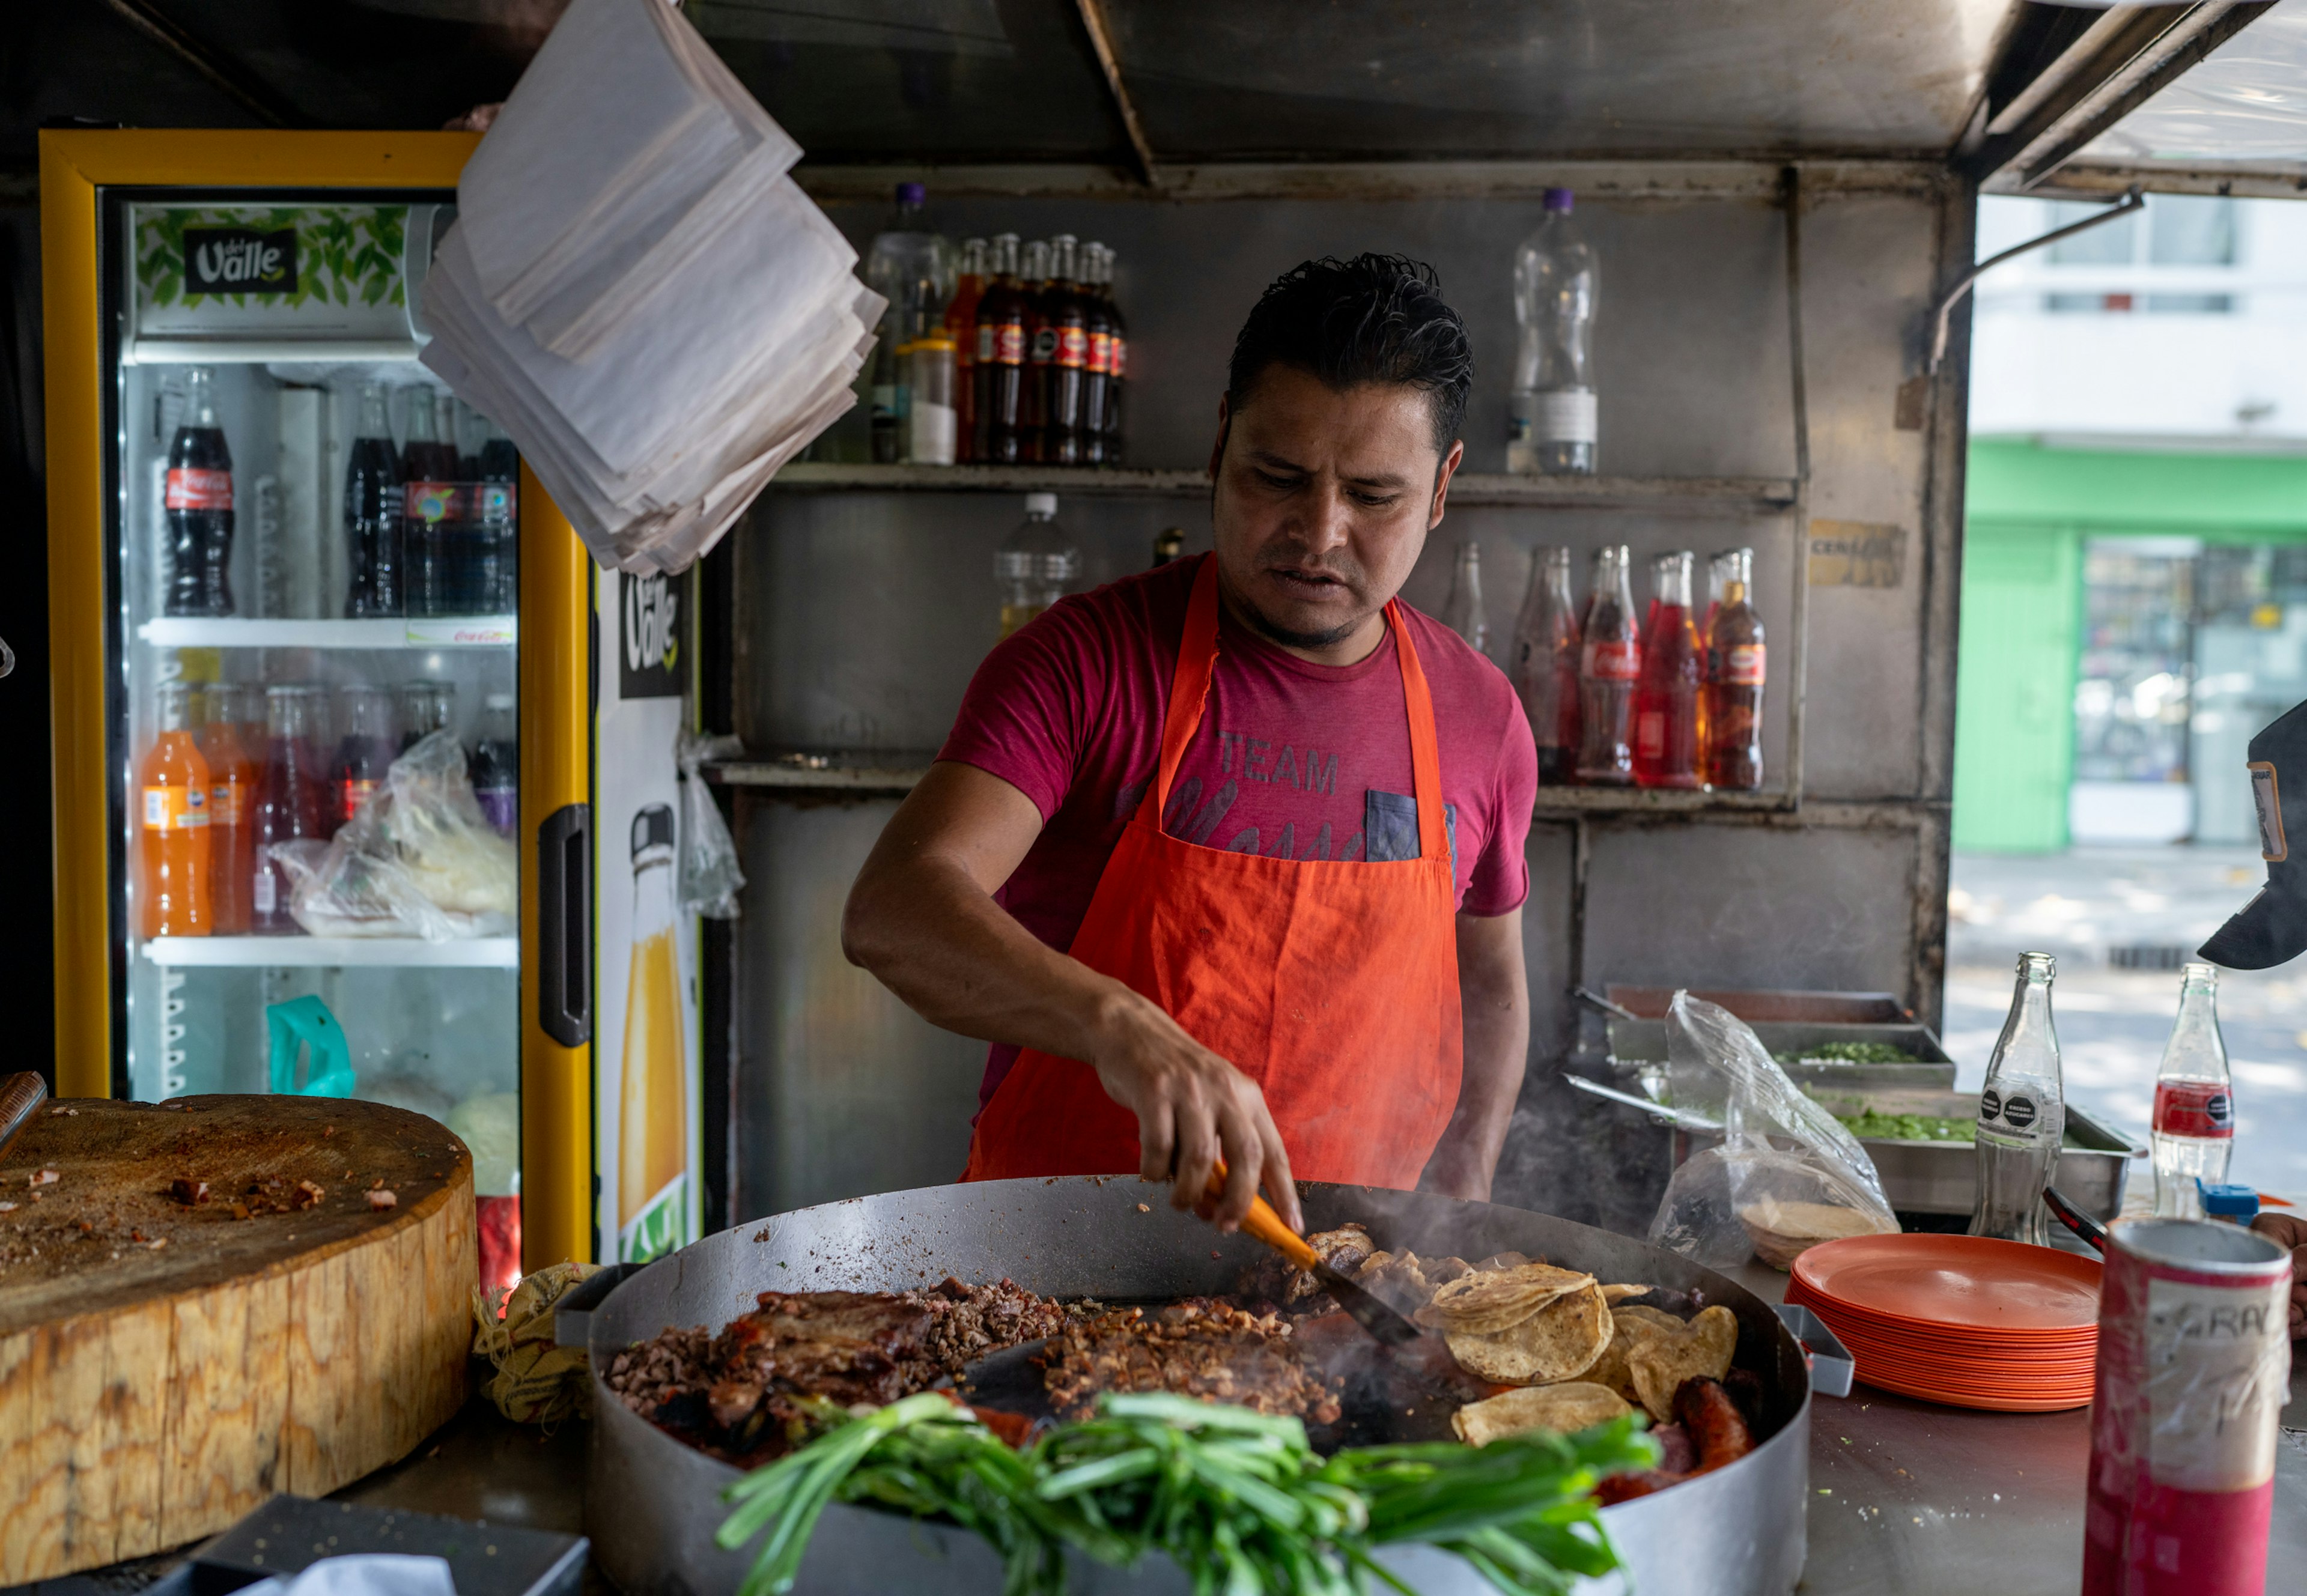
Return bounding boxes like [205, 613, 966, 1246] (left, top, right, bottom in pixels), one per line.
[2198, 1181, 2261, 1224]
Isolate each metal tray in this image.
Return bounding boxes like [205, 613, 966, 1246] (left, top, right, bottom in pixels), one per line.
[1802, 1087, 2146, 1221]
[1606, 1018, 1959, 1091]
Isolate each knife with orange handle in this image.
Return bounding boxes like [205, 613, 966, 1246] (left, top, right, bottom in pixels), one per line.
[1202, 1166, 1423, 1346]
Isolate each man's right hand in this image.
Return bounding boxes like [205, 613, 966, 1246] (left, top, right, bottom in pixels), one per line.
[1086, 988, 1301, 1234]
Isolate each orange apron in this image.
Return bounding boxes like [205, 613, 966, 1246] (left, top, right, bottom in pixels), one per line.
[964, 553, 1463, 1189]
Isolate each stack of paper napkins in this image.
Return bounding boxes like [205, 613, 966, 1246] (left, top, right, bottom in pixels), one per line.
[420, 0, 880, 574]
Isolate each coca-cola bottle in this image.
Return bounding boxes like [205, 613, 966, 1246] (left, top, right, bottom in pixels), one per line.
[2151, 962, 2234, 1218]
[1081, 243, 1116, 467]
[1020, 239, 1055, 462]
[974, 234, 1029, 464]
[1703, 547, 1766, 790]
[1575, 545, 1640, 784]
[1102, 246, 1128, 465]
[344, 381, 403, 618]
[1513, 546, 1582, 784]
[1633, 551, 1704, 789]
[1042, 235, 1091, 465]
[165, 366, 235, 617]
[947, 237, 987, 463]
[327, 686, 397, 836]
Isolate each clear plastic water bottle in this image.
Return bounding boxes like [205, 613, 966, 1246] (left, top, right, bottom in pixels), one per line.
[1507, 187, 1599, 476]
[1970, 951, 2065, 1246]
[995, 493, 1078, 639]
[2151, 962, 2234, 1218]
[1439, 541, 1488, 655]
[863, 182, 958, 464]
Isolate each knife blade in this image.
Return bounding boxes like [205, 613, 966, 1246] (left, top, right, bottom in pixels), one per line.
[0, 1072, 50, 1163]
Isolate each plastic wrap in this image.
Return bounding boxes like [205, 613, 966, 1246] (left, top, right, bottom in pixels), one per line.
[1648, 991, 1899, 1269]
[676, 729, 746, 918]
[270, 730, 518, 941]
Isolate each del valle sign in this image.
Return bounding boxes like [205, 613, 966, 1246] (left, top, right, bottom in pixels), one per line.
[183, 227, 299, 296]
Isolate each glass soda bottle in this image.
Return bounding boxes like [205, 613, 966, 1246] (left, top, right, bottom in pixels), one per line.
[1102, 245, 1128, 466]
[995, 493, 1080, 639]
[1507, 188, 1599, 476]
[1513, 546, 1582, 785]
[1019, 239, 1055, 461]
[165, 366, 236, 616]
[1575, 545, 1640, 784]
[946, 237, 987, 463]
[470, 691, 520, 838]
[2150, 962, 2234, 1218]
[1969, 951, 2065, 1246]
[1634, 551, 1704, 789]
[344, 380, 403, 618]
[251, 685, 326, 933]
[138, 680, 212, 938]
[1081, 243, 1116, 467]
[1440, 541, 1488, 655]
[329, 686, 397, 835]
[477, 410, 520, 613]
[1704, 547, 1766, 790]
[399, 678, 457, 753]
[618, 803, 690, 1261]
[975, 234, 1030, 464]
[196, 682, 257, 935]
[1042, 234, 1091, 465]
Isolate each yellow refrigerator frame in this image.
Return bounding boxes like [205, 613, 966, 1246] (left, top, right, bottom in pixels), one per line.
[39, 129, 598, 1272]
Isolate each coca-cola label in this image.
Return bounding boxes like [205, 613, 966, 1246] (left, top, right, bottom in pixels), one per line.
[183, 226, 297, 296]
[1087, 330, 1113, 375]
[142, 784, 208, 830]
[2250, 760, 2285, 861]
[165, 468, 233, 511]
[994, 321, 1026, 366]
[1721, 643, 1766, 685]
[1030, 326, 1059, 364]
[1057, 326, 1089, 369]
[1581, 639, 1641, 681]
[2154, 1080, 2234, 1139]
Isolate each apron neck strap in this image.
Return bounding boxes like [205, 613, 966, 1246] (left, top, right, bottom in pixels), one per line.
[1146, 554, 1447, 861]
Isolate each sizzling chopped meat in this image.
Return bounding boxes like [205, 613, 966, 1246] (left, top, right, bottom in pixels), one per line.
[1044, 1299, 1343, 1425]
[914, 1275, 1072, 1375]
[1238, 1224, 1381, 1310]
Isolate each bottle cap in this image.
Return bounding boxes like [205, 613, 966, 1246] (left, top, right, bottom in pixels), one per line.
[1544, 187, 1575, 213]
[1024, 492, 1058, 517]
[896, 181, 926, 205]
[2199, 1181, 2261, 1220]
[632, 803, 675, 858]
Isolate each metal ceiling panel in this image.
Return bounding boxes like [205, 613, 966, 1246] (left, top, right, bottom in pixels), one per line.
[1095, 0, 2013, 161]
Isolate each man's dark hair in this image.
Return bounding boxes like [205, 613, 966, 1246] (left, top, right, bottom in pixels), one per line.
[1226, 253, 1474, 458]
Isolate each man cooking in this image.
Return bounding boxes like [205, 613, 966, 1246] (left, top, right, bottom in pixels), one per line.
[843, 255, 1536, 1236]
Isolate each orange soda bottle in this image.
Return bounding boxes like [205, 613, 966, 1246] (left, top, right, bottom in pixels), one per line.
[139, 680, 212, 936]
[196, 682, 258, 933]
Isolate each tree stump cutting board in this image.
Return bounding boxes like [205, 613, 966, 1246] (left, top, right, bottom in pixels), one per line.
[0, 1096, 474, 1582]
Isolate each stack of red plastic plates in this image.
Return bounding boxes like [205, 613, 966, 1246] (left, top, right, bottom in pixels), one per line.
[1785, 1233, 2100, 1412]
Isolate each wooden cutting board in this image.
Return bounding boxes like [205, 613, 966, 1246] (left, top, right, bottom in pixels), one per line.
[0, 1095, 475, 1582]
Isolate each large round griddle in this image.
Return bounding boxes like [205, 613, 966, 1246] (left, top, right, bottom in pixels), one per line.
[578, 1179, 1812, 1596]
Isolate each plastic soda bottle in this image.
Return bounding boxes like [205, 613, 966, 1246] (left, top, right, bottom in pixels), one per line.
[1575, 545, 1640, 784]
[251, 685, 326, 933]
[1513, 547, 1582, 785]
[618, 804, 690, 1261]
[165, 366, 236, 616]
[1703, 548, 1766, 790]
[2150, 962, 2234, 1218]
[1634, 551, 1704, 788]
[1440, 541, 1488, 655]
[995, 493, 1080, 638]
[1507, 188, 1599, 475]
[1969, 951, 2065, 1246]
[196, 682, 257, 935]
[139, 680, 211, 938]
[470, 692, 519, 837]
[344, 380, 403, 617]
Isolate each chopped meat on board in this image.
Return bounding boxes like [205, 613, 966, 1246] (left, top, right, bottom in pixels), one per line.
[1043, 1299, 1342, 1426]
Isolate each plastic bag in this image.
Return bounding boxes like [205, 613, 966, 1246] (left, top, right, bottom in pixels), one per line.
[676, 729, 746, 918]
[1647, 991, 1900, 1269]
[270, 730, 518, 941]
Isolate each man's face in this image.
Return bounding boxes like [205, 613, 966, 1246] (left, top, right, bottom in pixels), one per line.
[1209, 364, 1463, 654]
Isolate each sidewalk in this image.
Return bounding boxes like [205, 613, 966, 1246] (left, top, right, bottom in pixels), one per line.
[1948, 845, 2307, 1194]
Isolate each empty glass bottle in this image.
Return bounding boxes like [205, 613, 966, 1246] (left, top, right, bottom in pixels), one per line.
[1969, 951, 2065, 1246]
[1439, 542, 1488, 655]
[1513, 546, 1582, 785]
[1575, 545, 1640, 784]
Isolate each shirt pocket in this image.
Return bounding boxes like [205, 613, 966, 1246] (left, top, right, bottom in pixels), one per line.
[1363, 789, 1457, 875]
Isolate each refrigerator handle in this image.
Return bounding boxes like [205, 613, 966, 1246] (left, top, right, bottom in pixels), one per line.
[538, 803, 593, 1047]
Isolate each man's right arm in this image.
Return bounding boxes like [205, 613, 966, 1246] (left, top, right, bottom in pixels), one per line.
[840, 759, 1300, 1231]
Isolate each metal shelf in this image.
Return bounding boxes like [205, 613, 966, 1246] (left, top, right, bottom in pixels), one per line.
[143, 935, 519, 968]
[768, 462, 1799, 511]
[126, 338, 423, 366]
[137, 616, 517, 650]
[1534, 787, 1797, 816]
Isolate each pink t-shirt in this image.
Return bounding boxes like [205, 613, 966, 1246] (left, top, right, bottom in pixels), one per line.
[939, 554, 1538, 1111]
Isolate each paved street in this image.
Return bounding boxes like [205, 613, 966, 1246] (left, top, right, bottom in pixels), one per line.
[1948, 845, 2307, 1196]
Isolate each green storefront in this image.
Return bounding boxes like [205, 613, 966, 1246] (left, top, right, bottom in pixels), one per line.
[1956, 439, 2307, 852]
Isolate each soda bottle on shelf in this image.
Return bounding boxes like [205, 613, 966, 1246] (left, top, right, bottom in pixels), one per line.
[453, 398, 484, 479]
[975, 234, 1030, 464]
[1020, 239, 1055, 463]
[1102, 246, 1128, 465]
[1970, 951, 2065, 1245]
[995, 493, 1080, 638]
[1042, 235, 1090, 466]
[139, 680, 212, 938]
[470, 692, 519, 837]
[344, 381, 404, 618]
[947, 237, 987, 463]
[1081, 243, 1116, 467]
[1513, 545, 1582, 785]
[400, 386, 461, 479]
[1703, 547, 1766, 791]
[1575, 545, 1640, 784]
[329, 686, 397, 835]
[196, 682, 257, 935]
[164, 366, 236, 617]
[251, 685, 325, 934]
[1632, 551, 1704, 789]
[1439, 541, 1488, 655]
[398, 681, 436, 754]
[1507, 187, 1599, 476]
[478, 411, 520, 613]
[2150, 962, 2234, 1218]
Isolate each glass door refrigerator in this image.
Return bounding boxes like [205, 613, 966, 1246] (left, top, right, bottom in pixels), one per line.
[40, 130, 705, 1285]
